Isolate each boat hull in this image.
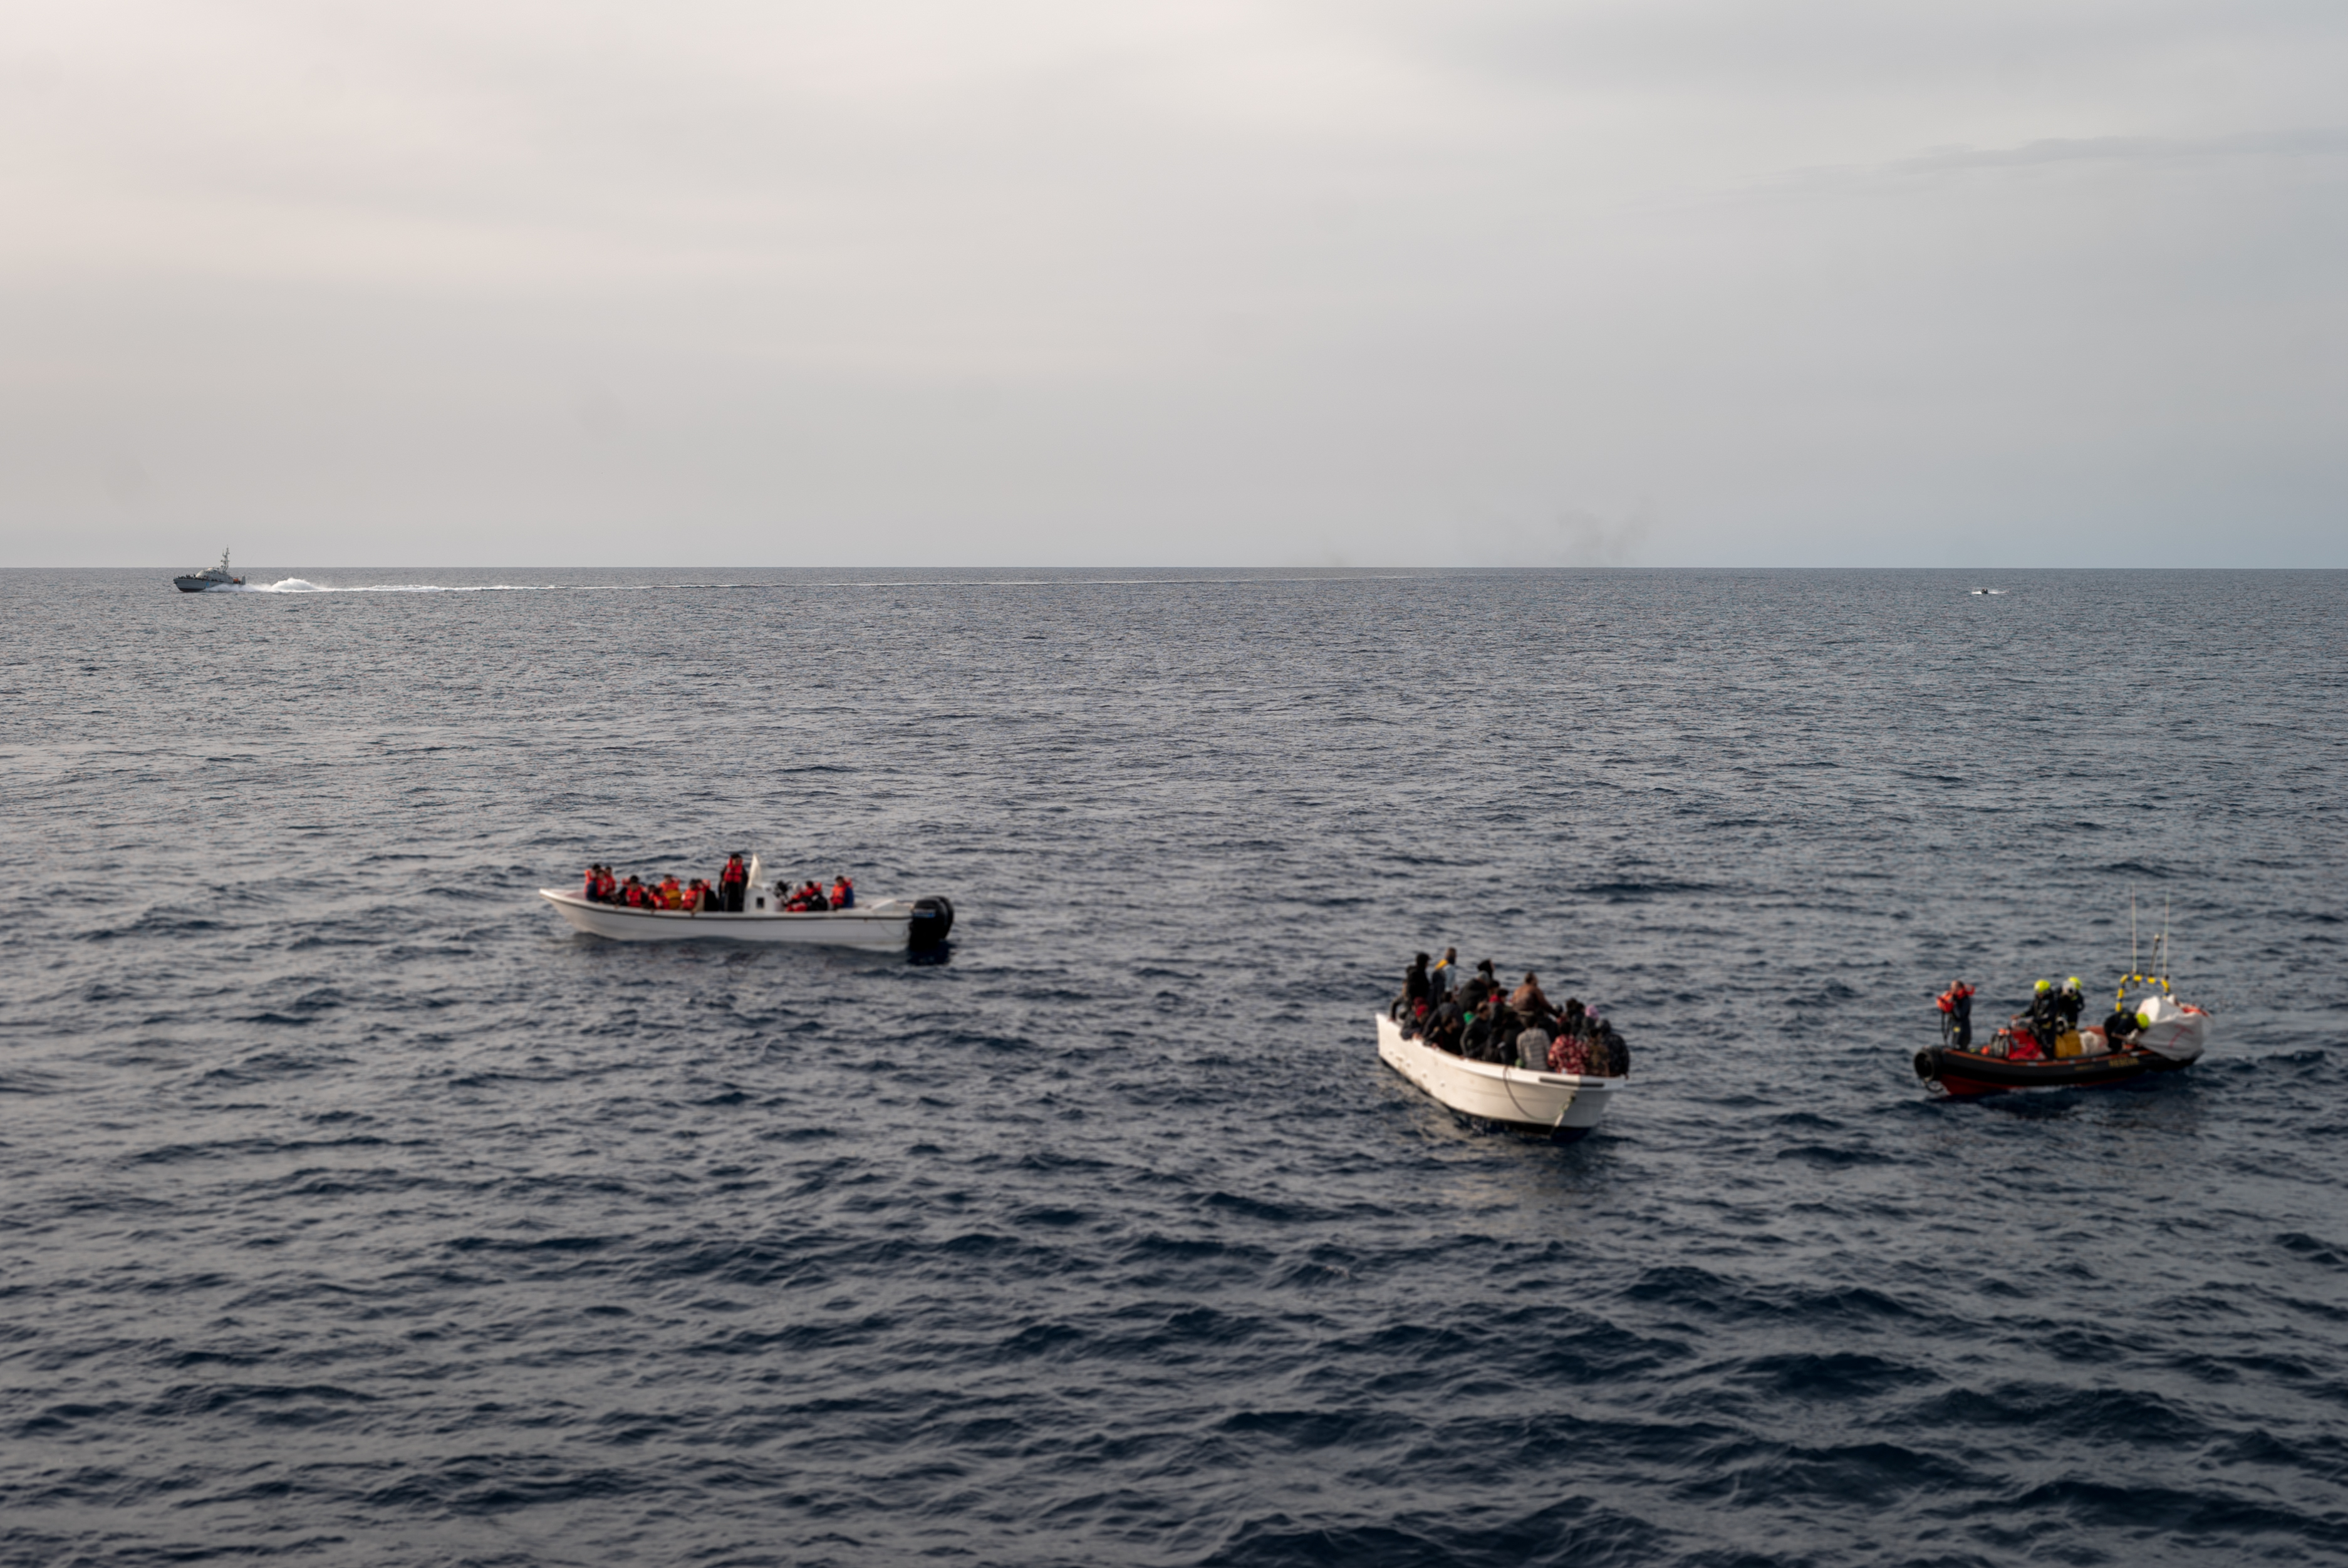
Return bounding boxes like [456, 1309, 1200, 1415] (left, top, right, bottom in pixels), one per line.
[1913, 1045, 2193, 1097]
[175, 576, 221, 592]
[540, 889, 915, 948]
[1376, 1013, 1618, 1141]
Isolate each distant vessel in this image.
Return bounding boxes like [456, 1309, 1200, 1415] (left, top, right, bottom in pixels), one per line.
[540, 856, 953, 950]
[174, 550, 244, 591]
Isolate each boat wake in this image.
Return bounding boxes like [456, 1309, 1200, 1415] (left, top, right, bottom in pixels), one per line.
[208, 579, 559, 594]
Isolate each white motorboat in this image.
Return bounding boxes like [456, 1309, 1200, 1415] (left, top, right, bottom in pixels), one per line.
[1375, 1012, 1619, 1142]
[539, 856, 953, 950]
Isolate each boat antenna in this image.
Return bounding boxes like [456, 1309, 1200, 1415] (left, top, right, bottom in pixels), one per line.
[2164, 896, 2172, 989]
[2131, 888, 2138, 977]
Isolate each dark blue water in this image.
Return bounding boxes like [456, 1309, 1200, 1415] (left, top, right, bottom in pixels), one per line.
[3, 568, 2344, 1567]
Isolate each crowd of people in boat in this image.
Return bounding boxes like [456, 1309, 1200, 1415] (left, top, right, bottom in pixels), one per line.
[578, 854, 854, 914]
[1391, 949, 1630, 1077]
[1935, 976, 2151, 1061]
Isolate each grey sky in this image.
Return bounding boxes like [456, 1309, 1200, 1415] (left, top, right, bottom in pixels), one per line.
[4, 1, 2343, 566]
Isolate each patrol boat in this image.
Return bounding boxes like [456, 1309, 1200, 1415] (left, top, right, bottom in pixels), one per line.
[1375, 1012, 1620, 1142]
[539, 856, 953, 950]
[174, 549, 245, 591]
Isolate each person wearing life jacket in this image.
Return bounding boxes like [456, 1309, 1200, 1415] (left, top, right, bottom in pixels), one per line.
[830, 875, 854, 910]
[1935, 981, 1976, 1050]
[621, 875, 650, 908]
[657, 876, 683, 910]
[583, 864, 600, 901]
[2055, 977, 2085, 1033]
[2023, 979, 2061, 1049]
[719, 854, 748, 913]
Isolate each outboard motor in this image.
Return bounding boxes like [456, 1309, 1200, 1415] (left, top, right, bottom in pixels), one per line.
[909, 896, 955, 948]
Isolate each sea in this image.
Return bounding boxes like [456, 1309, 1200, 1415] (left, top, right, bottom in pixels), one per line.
[2, 567, 2343, 1568]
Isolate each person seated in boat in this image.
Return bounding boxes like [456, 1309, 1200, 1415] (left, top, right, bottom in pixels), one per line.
[1471, 999, 1521, 1064]
[829, 875, 854, 910]
[719, 854, 748, 913]
[1592, 1012, 1629, 1076]
[598, 866, 620, 903]
[1515, 1017, 1552, 1071]
[1549, 1027, 1591, 1076]
[620, 875, 651, 908]
[804, 880, 831, 911]
[1459, 1005, 1492, 1060]
[657, 875, 684, 910]
[687, 877, 719, 912]
[583, 864, 601, 901]
[1426, 998, 1463, 1054]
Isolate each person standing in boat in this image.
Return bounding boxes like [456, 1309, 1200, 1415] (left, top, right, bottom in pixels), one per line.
[1397, 953, 1431, 1019]
[1429, 947, 1460, 1004]
[719, 854, 748, 913]
[2056, 977, 2085, 1035]
[2025, 979, 2063, 1047]
[1510, 972, 1552, 1021]
[1936, 982, 1975, 1050]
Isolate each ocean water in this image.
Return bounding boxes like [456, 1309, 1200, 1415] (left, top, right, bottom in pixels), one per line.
[2, 566, 2343, 1568]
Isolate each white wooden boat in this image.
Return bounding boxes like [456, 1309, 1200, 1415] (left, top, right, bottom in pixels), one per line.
[1376, 1012, 1619, 1142]
[539, 856, 953, 949]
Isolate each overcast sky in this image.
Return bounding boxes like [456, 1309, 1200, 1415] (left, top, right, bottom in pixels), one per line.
[4, 1, 2343, 566]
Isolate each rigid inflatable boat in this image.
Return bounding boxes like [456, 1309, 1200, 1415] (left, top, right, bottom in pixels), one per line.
[1915, 987, 2210, 1098]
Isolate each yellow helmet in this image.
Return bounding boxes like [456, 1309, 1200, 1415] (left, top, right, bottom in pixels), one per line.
[2138, 1009, 2154, 1029]
[2035, 979, 2052, 994]
[2064, 977, 2081, 992]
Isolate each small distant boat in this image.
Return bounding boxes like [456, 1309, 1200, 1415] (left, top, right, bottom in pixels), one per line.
[539, 856, 952, 950]
[1376, 1013, 1620, 1141]
[174, 549, 244, 591]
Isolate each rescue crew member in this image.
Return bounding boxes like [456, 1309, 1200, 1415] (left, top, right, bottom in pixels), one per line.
[1936, 981, 1975, 1050]
[2056, 977, 2085, 1033]
[2026, 979, 2062, 1046]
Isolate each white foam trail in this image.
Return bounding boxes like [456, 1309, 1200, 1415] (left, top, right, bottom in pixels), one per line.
[212, 579, 559, 593]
